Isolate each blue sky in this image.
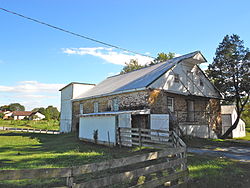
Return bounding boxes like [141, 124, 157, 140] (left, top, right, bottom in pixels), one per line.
[0, 0, 249, 110]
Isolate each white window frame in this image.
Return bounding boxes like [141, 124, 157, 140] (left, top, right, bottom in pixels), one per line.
[167, 97, 174, 112]
[79, 103, 84, 114]
[112, 98, 119, 111]
[94, 102, 99, 113]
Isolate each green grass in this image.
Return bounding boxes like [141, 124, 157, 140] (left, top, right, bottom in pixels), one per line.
[188, 154, 250, 188]
[0, 131, 156, 187]
[0, 119, 59, 130]
[0, 131, 154, 170]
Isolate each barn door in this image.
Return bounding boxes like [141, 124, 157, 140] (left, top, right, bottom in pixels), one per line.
[150, 114, 169, 141]
[118, 114, 132, 146]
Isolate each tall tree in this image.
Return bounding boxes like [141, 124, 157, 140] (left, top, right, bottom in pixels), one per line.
[8, 103, 25, 111]
[120, 59, 144, 74]
[207, 34, 250, 138]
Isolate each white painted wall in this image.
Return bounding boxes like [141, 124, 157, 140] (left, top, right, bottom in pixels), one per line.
[179, 124, 218, 139]
[79, 116, 116, 144]
[222, 108, 246, 138]
[60, 83, 95, 133]
[60, 85, 73, 133]
[149, 62, 221, 98]
[14, 115, 26, 120]
[31, 112, 45, 120]
[73, 84, 95, 99]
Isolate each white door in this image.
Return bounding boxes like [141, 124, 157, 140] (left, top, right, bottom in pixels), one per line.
[150, 114, 169, 140]
[118, 114, 132, 146]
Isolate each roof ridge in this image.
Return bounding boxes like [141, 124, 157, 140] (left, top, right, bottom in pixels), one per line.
[107, 51, 201, 79]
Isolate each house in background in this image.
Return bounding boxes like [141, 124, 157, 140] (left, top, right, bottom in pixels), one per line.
[221, 105, 246, 138]
[11, 111, 45, 120]
[0, 111, 12, 119]
[60, 51, 222, 144]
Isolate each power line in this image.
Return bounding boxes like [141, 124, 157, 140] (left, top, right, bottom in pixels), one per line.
[0, 7, 155, 59]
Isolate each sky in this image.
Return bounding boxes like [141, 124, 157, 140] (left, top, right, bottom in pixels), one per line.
[0, 0, 249, 110]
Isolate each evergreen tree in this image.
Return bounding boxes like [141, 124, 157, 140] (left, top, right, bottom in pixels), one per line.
[207, 34, 250, 138]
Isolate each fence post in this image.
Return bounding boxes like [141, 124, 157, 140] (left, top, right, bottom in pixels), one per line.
[139, 127, 142, 150]
[118, 127, 121, 148]
[46, 129, 48, 134]
[40, 129, 41, 133]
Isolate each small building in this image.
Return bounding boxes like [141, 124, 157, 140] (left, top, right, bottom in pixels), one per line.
[60, 51, 222, 143]
[11, 111, 45, 120]
[221, 105, 246, 138]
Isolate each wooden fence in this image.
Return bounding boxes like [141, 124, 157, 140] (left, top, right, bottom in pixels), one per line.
[0, 126, 60, 134]
[0, 132, 188, 187]
[117, 127, 186, 149]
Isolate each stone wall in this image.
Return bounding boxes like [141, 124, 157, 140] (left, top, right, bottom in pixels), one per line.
[72, 90, 150, 132]
[71, 89, 221, 136]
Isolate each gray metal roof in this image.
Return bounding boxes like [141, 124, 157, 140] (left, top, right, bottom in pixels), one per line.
[75, 51, 204, 100]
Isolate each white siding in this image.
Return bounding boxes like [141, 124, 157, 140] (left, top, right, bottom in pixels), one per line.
[79, 116, 116, 144]
[222, 108, 246, 138]
[60, 85, 73, 133]
[60, 83, 95, 133]
[149, 62, 220, 98]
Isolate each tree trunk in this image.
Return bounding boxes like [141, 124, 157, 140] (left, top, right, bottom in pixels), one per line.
[220, 115, 241, 139]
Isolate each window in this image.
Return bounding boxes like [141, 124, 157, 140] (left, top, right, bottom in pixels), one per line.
[174, 74, 180, 83]
[112, 98, 119, 111]
[79, 103, 84, 114]
[94, 102, 99, 113]
[200, 79, 204, 87]
[167, 97, 174, 112]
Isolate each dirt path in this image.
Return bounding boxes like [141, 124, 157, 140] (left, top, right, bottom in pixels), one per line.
[188, 146, 250, 162]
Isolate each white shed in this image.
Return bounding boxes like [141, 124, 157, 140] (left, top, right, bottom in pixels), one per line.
[78, 110, 169, 146]
[221, 105, 246, 138]
[59, 82, 95, 133]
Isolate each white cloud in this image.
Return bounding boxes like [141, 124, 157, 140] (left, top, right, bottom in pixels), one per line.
[62, 47, 153, 66]
[0, 81, 64, 93]
[0, 81, 63, 110]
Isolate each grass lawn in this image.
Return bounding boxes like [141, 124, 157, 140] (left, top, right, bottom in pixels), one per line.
[0, 120, 59, 130]
[1, 131, 250, 187]
[188, 153, 250, 188]
[0, 131, 154, 170]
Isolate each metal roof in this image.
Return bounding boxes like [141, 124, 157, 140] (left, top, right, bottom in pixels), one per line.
[75, 51, 205, 100]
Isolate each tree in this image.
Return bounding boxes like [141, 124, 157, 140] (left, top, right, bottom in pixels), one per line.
[0, 105, 10, 111]
[45, 106, 60, 120]
[120, 59, 144, 74]
[241, 101, 250, 128]
[120, 52, 175, 74]
[151, 52, 175, 64]
[0, 113, 4, 119]
[32, 107, 46, 115]
[0, 103, 25, 111]
[207, 34, 250, 138]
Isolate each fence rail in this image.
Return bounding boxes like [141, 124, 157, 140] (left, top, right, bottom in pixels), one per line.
[0, 131, 188, 188]
[117, 127, 185, 149]
[0, 126, 60, 134]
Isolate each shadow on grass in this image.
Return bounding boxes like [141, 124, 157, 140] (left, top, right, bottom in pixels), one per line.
[0, 132, 154, 170]
[187, 153, 250, 188]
